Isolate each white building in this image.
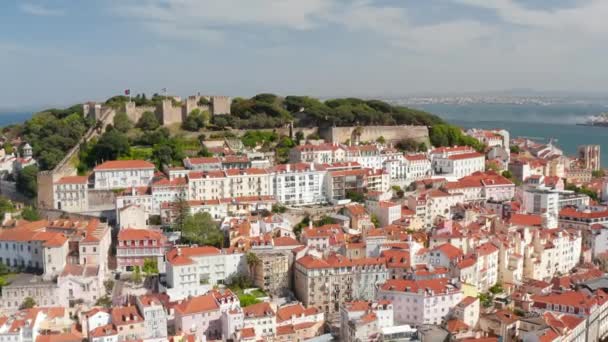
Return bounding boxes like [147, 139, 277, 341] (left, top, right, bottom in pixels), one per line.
[383, 154, 431, 187]
[377, 278, 462, 326]
[270, 163, 327, 206]
[433, 151, 485, 178]
[340, 300, 394, 342]
[289, 143, 346, 164]
[165, 246, 246, 300]
[135, 294, 168, 341]
[523, 188, 560, 228]
[366, 200, 401, 227]
[93, 160, 155, 190]
[53, 176, 89, 212]
[407, 190, 464, 228]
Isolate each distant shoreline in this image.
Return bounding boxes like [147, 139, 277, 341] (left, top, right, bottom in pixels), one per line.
[0, 112, 33, 127]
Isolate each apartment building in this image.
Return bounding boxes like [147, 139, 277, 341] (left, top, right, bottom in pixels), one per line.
[243, 302, 277, 340]
[165, 246, 246, 300]
[366, 200, 401, 227]
[324, 168, 368, 203]
[93, 160, 155, 190]
[340, 300, 394, 342]
[116, 228, 168, 273]
[0, 219, 111, 278]
[174, 294, 222, 341]
[187, 168, 272, 201]
[53, 176, 89, 212]
[289, 143, 346, 164]
[444, 171, 515, 203]
[253, 252, 291, 296]
[408, 190, 464, 228]
[377, 278, 462, 325]
[383, 153, 431, 187]
[294, 253, 389, 316]
[270, 163, 326, 206]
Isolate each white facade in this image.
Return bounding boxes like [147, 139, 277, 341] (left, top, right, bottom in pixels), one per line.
[165, 246, 246, 300]
[270, 163, 326, 206]
[377, 278, 462, 326]
[523, 188, 560, 228]
[93, 160, 155, 190]
[53, 176, 89, 212]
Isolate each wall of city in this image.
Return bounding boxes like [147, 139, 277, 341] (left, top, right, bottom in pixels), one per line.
[319, 125, 430, 145]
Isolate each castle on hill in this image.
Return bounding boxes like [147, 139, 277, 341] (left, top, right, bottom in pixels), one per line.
[83, 94, 231, 126]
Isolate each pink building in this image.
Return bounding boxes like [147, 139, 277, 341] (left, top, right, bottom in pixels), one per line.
[173, 294, 222, 341]
[116, 228, 168, 272]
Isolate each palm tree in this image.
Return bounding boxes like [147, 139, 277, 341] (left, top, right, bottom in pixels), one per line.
[246, 252, 261, 282]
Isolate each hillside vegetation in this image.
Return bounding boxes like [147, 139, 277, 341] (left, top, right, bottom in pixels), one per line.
[212, 94, 445, 129]
[2, 93, 481, 174]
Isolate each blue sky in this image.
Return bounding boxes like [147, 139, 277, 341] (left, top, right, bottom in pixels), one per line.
[1, 0, 608, 110]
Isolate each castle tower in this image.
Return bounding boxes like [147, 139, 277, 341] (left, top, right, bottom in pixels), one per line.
[22, 143, 32, 158]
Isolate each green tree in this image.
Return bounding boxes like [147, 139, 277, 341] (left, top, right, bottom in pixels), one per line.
[272, 204, 287, 214]
[489, 283, 503, 294]
[16, 165, 38, 198]
[182, 109, 209, 131]
[173, 198, 190, 231]
[592, 169, 605, 178]
[0, 197, 15, 220]
[103, 279, 115, 295]
[96, 296, 112, 309]
[143, 258, 159, 277]
[346, 190, 365, 203]
[136, 111, 160, 131]
[90, 130, 130, 164]
[510, 145, 520, 154]
[501, 170, 514, 180]
[21, 207, 40, 221]
[113, 112, 133, 133]
[371, 214, 380, 228]
[181, 212, 224, 247]
[376, 136, 386, 144]
[295, 131, 305, 144]
[20, 297, 36, 309]
[246, 252, 261, 280]
[3, 143, 14, 154]
[132, 266, 142, 284]
[239, 294, 261, 307]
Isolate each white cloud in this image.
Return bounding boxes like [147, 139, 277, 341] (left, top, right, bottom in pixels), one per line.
[454, 0, 608, 34]
[19, 3, 65, 16]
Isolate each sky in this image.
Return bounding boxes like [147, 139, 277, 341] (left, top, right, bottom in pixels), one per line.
[1, 0, 608, 111]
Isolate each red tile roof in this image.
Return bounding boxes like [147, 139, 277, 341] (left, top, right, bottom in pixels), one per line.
[166, 246, 221, 266]
[510, 213, 543, 227]
[94, 160, 154, 170]
[433, 243, 464, 260]
[55, 176, 88, 184]
[118, 228, 164, 242]
[174, 294, 219, 315]
[380, 278, 457, 295]
[243, 302, 274, 318]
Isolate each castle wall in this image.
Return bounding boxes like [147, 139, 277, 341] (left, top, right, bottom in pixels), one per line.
[210, 96, 231, 115]
[125, 103, 155, 124]
[319, 125, 429, 145]
[38, 106, 115, 209]
[88, 190, 116, 209]
[158, 99, 184, 125]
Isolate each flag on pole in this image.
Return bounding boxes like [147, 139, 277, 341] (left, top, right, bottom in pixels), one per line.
[124, 89, 131, 96]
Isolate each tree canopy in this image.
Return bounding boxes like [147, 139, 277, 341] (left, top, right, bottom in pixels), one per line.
[180, 212, 224, 247]
[16, 165, 38, 198]
[21, 109, 91, 170]
[136, 111, 160, 131]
